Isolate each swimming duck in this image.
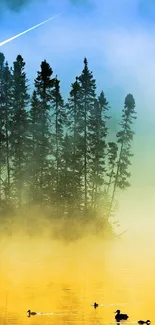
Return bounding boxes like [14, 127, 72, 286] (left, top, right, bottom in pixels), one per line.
[93, 302, 99, 309]
[27, 310, 37, 317]
[115, 310, 129, 324]
[138, 321, 151, 325]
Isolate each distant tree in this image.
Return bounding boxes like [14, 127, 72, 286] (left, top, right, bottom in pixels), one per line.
[30, 60, 55, 204]
[2, 60, 13, 203]
[109, 94, 136, 215]
[88, 91, 110, 208]
[0, 53, 6, 203]
[10, 55, 29, 207]
[78, 58, 96, 211]
[66, 77, 83, 209]
[51, 75, 66, 211]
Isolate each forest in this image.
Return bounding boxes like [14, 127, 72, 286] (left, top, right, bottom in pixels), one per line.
[0, 53, 136, 239]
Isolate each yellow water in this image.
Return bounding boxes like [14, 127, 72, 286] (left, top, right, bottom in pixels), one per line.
[0, 235, 154, 325]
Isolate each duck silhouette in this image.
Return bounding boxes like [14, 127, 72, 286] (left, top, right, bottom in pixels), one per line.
[138, 321, 151, 325]
[115, 310, 129, 325]
[27, 310, 37, 317]
[93, 302, 99, 309]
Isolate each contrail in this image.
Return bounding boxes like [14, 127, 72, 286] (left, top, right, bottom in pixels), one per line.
[0, 13, 61, 47]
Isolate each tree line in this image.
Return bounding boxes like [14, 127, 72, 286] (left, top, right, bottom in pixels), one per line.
[0, 53, 136, 236]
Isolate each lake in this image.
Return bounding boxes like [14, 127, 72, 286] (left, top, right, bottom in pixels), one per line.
[0, 235, 153, 325]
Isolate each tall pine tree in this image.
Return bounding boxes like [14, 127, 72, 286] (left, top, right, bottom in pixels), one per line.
[78, 58, 96, 211]
[29, 60, 55, 204]
[11, 55, 29, 207]
[0, 53, 7, 206]
[66, 77, 83, 211]
[51, 75, 66, 213]
[109, 94, 136, 216]
[2, 60, 13, 203]
[88, 91, 109, 209]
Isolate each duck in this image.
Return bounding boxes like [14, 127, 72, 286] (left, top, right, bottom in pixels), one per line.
[138, 321, 151, 325]
[27, 310, 37, 317]
[93, 302, 99, 309]
[115, 310, 129, 324]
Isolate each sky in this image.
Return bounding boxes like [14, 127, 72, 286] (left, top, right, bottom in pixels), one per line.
[0, 0, 155, 235]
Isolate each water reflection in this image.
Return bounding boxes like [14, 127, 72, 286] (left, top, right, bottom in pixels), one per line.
[0, 278, 147, 325]
[0, 244, 153, 325]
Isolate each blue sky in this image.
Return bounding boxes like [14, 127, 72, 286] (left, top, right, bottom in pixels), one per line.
[0, 0, 155, 232]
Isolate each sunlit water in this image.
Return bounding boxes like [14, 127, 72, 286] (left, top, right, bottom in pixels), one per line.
[0, 237, 154, 325]
[0, 270, 153, 325]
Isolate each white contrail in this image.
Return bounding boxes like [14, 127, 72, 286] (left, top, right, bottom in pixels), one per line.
[0, 13, 61, 47]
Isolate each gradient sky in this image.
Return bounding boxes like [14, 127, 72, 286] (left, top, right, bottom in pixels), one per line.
[0, 0, 155, 234]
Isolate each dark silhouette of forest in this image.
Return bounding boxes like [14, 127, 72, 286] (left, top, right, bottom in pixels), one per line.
[0, 53, 136, 240]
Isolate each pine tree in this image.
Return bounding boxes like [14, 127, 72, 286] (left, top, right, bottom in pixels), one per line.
[51, 75, 66, 211]
[0, 53, 6, 203]
[2, 60, 13, 203]
[30, 60, 55, 204]
[66, 77, 83, 210]
[88, 91, 109, 208]
[78, 58, 96, 211]
[0, 53, 13, 207]
[11, 55, 29, 207]
[109, 94, 136, 215]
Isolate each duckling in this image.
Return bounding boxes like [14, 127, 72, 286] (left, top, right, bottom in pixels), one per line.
[27, 310, 37, 317]
[115, 310, 129, 325]
[138, 321, 151, 325]
[93, 302, 99, 309]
